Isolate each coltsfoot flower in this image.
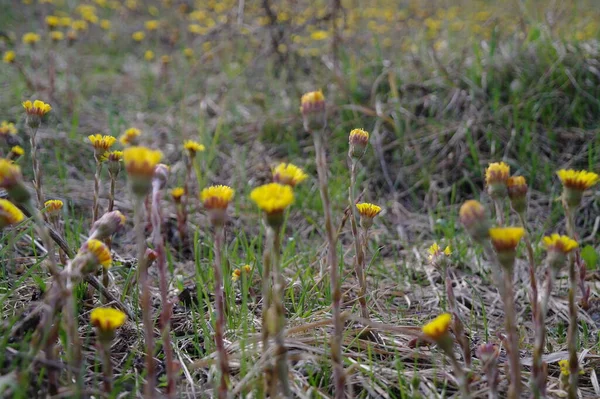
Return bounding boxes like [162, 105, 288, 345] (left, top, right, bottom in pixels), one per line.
[348, 128, 369, 159]
[171, 187, 185, 203]
[300, 90, 326, 130]
[428, 242, 452, 264]
[356, 202, 381, 229]
[507, 176, 528, 214]
[88, 134, 117, 159]
[132, 31, 145, 41]
[8, 146, 24, 160]
[543, 234, 578, 270]
[0, 159, 29, 204]
[183, 140, 205, 158]
[23, 100, 51, 128]
[145, 20, 159, 31]
[120, 127, 141, 146]
[200, 185, 234, 226]
[489, 227, 525, 268]
[90, 210, 126, 240]
[3, 51, 15, 64]
[0, 121, 17, 137]
[22, 32, 41, 45]
[46, 15, 60, 28]
[106, 150, 123, 176]
[123, 146, 162, 196]
[78, 238, 112, 272]
[232, 265, 252, 282]
[460, 200, 490, 242]
[91, 307, 126, 341]
[50, 31, 64, 42]
[144, 50, 155, 61]
[44, 199, 63, 215]
[557, 169, 599, 208]
[272, 163, 307, 187]
[422, 313, 452, 348]
[485, 162, 510, 199]
[0, 199, 25, 229]
[250, 183, 294, 227]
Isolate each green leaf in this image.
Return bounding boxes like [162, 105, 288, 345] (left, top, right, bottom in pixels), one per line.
[581, 245, 598, 270]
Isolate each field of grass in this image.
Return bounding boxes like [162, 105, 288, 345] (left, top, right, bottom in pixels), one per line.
[1, 0, 600, 397]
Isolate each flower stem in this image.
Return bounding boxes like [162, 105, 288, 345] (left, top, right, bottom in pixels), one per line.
[444, 347, 471, 399]
[108, 172, 116, 213]
[261, 226, 273, 395]
[564, 204, 580, 399]
[313, 130, 345, 398]
[212, 225, 230, 398]
[92, 158, 102, 223]
[502, 265, 522, 399]
[517, 212, 538, 322]
[493, 199, 504, 226]
[29, 127, 45, 209]
[271, 225, 291, 397]
[349, 159, 369, 320]
[135, 197, 155, 398]
[100, 341, 113, 393]
[532, 267, 556, 397]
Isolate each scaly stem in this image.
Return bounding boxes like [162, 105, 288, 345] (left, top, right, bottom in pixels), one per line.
[517, 212, 538, 323]
[108, 172, 116, 212]
[564, 204, 579, 399]
[532, 268, 556, 398]
[100, 341, 113, 393]
[349, 159, 369, 320]
[261, 226, 273, 395]
[271, 226, 291, 397]
[493, 199, 504, 226]
[29, 128, 45, 208]
[92, 158, 102, 223]
[502, 265, 522, 399]
[151, 184, 176, 398]
[446, 267, 471, 367]
[313, 130, 345, 398]
[135, 198, 155, 398]
[213, 225, 230, 398]
[444, 347, 471, 399]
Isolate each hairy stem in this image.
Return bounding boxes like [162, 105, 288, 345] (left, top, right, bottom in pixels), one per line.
[108, 172, 116, 212]
[100, 341, 113, 393]
[30, 128, 45, 208]
[493, 199, 504, 226]
[92, 159, 102, 223]
[532, 268, 556, 397]
[349, 160, 369, 320]
[502, 266, 522, 399]
[564, 204, 579, 399]
[213, 225, 230, 398]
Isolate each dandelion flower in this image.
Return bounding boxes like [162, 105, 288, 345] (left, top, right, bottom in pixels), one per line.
[422, 313, 452, 341]
[0, 121, 17, 136]
[3, 51, 15, 64]
[272, 163, 308, 187]
[0, 159, 28, 203]
[200, 185, 234, 225]
[250, 183, 293, 228]
[79, 238, 112, 270]
[557, 169, 599, 207]
[72, 20, 88, 31]
[356, 203, 381, 219]
[232, 265, 252, 282]
[90, 307, 126, 332]
[184, 140, 205, 158]
[22, 32, 41, 45]
[183, 48, 194, 58]
[88, 134, 117, 159]
[46, 15, 60, 28]
[489, 227, 524, 268]
[300, 90, 325, 117]
[485, 162, 510, 199]
[0, 199, 25, 229]
[44, 199, 63, 214]
[120, 127, 141, 146]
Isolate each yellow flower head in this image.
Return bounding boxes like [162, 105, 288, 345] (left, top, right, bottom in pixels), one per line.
[105, 150, 123, 163]
[22, 32, 41, 45]
[556, 169, 599, 191]
[200, 185, 235, 209]
[132, 31, 145, 41]
[90, 307, 126, 331]
[60, 16, 72, 27]
[0, 159, 23, 189]
[543, 234, 578, 254]
[0, 121, 17, 136]
[310, 30, 329, 41]
[489, 227, 525, 252]
[485, 162, 510, 181]
[44, 199, 63, 214]
[250, 183, 294, 214]
[428, 243, 452, 260]
[349, 128, 369, 148]
[88, 134, 117, 158]
[232, 265, 252, 281]
[145, 20, 160, 30]
[160, 55, 171, 64]
[300, 90, 325, 115]
[356, 203, 382, 219]
[183, 47, 194, 58]
[171, 187, 185, 202]
[559, 359, 570, 376]
[184, 140, 205, 157]
[507, 176, 527, 197]
[120, 127, 141, 145]
[144, 50, 155, 61]
[80, 239, 112, 268]
[272, 163, 308, 187]
[0, 199, 25, 228]
[422, 313, 452, 340]
[22, 100, 52, 116]
[459, 200, 490, 241]
[46, 15, 60, 28]
[9, 146, 24, 159]
[100, 19, 111, 30]
[3, 51, 15, 64]
[72, 20, 89, 31]
[123, 146, 162, 176]
[50, 31, 64, 41]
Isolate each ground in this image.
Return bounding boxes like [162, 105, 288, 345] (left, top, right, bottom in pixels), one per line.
[1, 0, 600, 397]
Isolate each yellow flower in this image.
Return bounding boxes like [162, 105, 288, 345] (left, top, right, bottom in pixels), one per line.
[145, 20, 160, 31]
[485, 162, 510, 198]
[46, 15, 60, 28]
[0, 158, 23, 189]
[250, 183, 294, 214]
[543, 234, 578, 254]
[428, 243, 452, 260]
[556, 169, 599, 191]
[183, 48, 194, 58]
[459, 200, 490, 241]
[123, 146, 162, 177]
[200, 185, 234, 209]
[60, 17, 72, 27]
[105, 150, 123, 163]
[3, 51, 15, 64]
[80, 238, 112, 268]
[22, 100, 52, 116]
[310, 30, 329, 40]
[9, 146, 24, 158]
[160, 55, 171, 64]
[50, 31, 64, 41]
[88, 134, 117, 158]
[272, 163, 308, 187]
[171, 187, 185, 202]
[72, 20, 89, 31]
[90, 307, 126, 331]
[231, 265, 252, 282]
[22, 32, 41, 45]
[0, 199, 25, 228]
[356, 203, 382, 219]
[559, 359, 570, 376]
[144, 50, 155, 61]
[132, 31, 145, 41]
[489, 227, 525, 252]
[44, 199, 63, 214]
[422, 313, 452, 340]
[300, 90, 325, 115]
[184, 140, 205, 156]
[0, 121, 17, 136]
[120, 127, 141, 146]
[349, 128, 369, 148]
[100, 19, 111, 30]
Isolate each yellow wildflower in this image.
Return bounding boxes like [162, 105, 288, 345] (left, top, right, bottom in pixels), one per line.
[310, 30, 329, 40]
[459, 200, 489, 241]
[120, 128, 141, 146]
[22, 100, 52, 116]
[349, 128, 369, 157]
[8, 146, 24, 159]
[556, 169, 599, 191]
[80, 238, 112, 268]
[200, 185, 235, 210]
[3, 51, 15, 64]
[90, 307, 126, 331]
[44, 199, 63, 214]
[50, 31, 64, 41]
[123, 146, 162, 177]
[0, 199, 25, 228]
[88, 134, 117, 159]
[300, 90, 325, 115]
[489, 227, 525, 252]
[183, 48, 194, 58]
[231, 265, 252, 282]
[250, 183, 294, 214]
[428, 243, 452, 261]
[22, 32, 41, 45]
[507, 176, 528, 213]
[0, 159, 23, 189]
[272, 163, 308, 187]
[46, 15, 60, 28]
[144, 50, 155, 61]
[132, 31, 145, 41]
[72, 20, 89, 31]
[184, 140, 205, 157]
[171, 187, 185, 202]
[485, 162, 510, 199]
[145, 20, 159, 31]
[160, 55, 171, 64]
[422, 313, 452, 340]
[356, 203, 382, 219]
[0, 121, 17, 136]
[543, 234, 578, 254]
[100, 19, 111, 30]
[60, 17, 72, 27]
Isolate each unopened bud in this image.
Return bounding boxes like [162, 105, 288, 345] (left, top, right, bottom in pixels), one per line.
[459, 200, 490, 242]
[90, 210, 126, 240]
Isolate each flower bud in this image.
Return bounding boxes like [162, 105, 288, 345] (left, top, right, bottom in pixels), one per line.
[459, 200, 490, 242]
[300, 90, 326, 131]
[90, 210, 126, 240]
[507, 176, 528, 214]
[348, 129, 369, 159]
